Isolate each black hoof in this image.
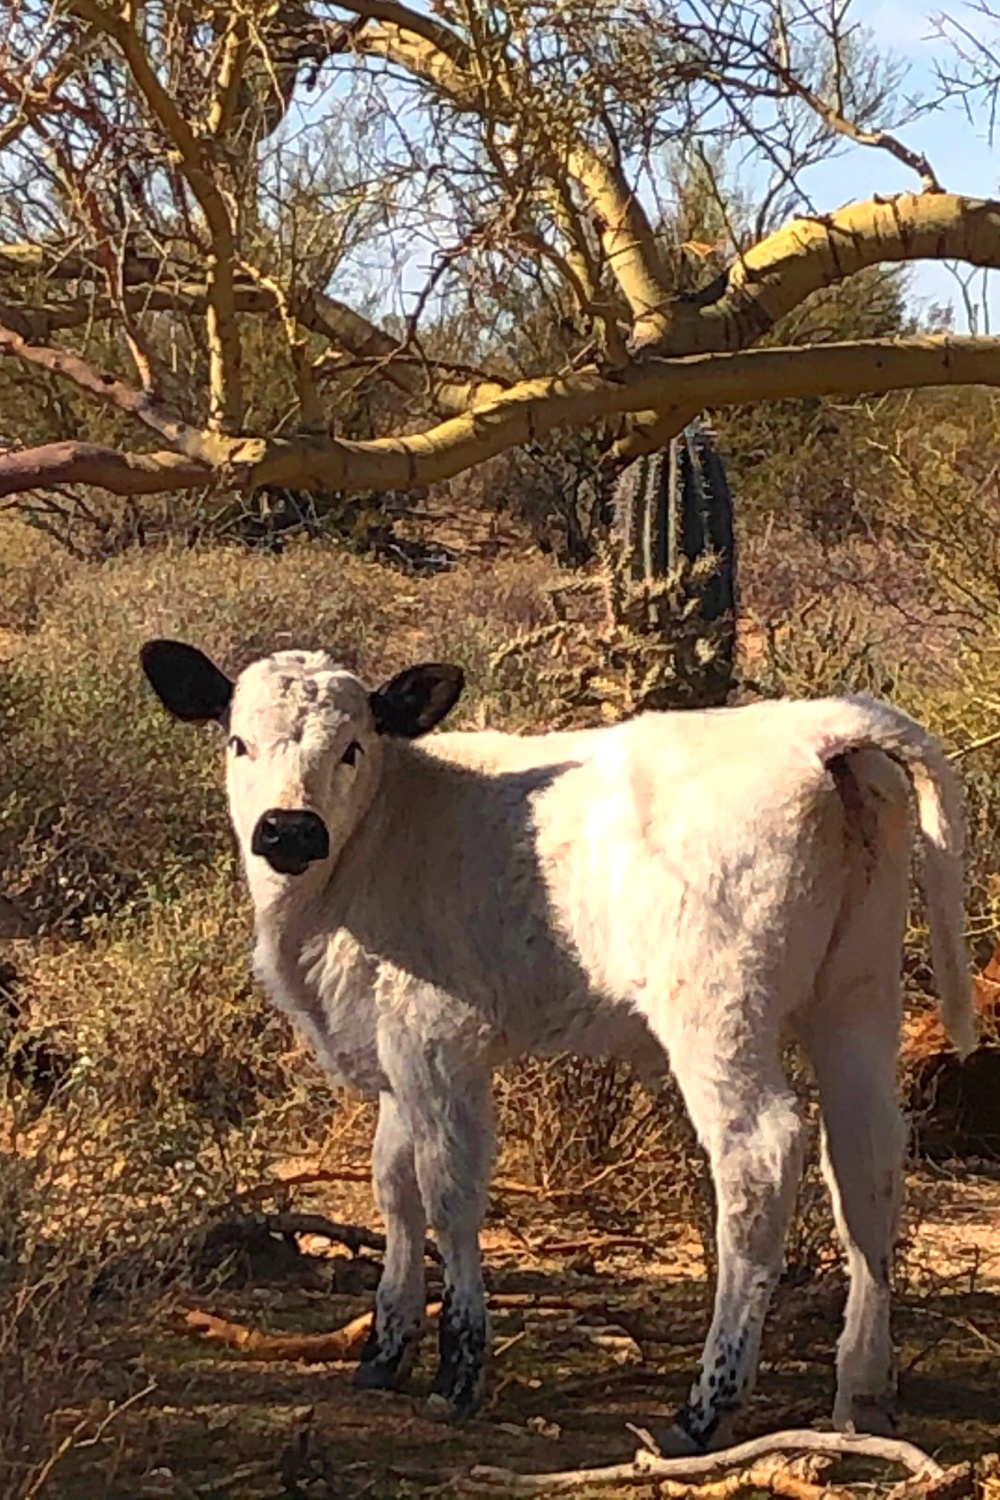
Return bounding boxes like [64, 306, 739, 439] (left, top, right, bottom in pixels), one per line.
[655, 1417, 708, 1456]
[429, 1290, 486, 1419]
[428, 1368, 483, 1420]
[353, 1323, 417, 1392]
[353, 1357, 407, 1392]
[661, 1402, 737, 1455]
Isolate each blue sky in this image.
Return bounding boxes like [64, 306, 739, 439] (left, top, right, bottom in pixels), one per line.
[798, 0, 999, 329]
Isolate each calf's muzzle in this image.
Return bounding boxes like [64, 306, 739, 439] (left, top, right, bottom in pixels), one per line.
[251, 809, 330, 875]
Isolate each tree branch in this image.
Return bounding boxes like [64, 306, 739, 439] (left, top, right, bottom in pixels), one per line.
[709, 31, 945, 193]
[566, 146, 672, 338]
[331, 0, 473, 68]
[0, 442, 212, 498]
[300, 289, 508, 411]
[0, 317, 230, 462]
[65, 0, 242, 431]
[245, 335, 1000, 493]
[6, 278, 508, 414]
[647, 193, 1000, 356]
[611, 404, 702, 462]
[342, 0, 673, 332]
[0, 241, 168, 283]
[172, 1301, 442, 1362]
[4, 334, 998, 499]
[206, 13, 250, 140]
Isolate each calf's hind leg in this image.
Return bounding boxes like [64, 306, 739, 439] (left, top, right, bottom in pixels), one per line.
[659, 1034, 807, 1453]
[798, 1001, 903, 1435]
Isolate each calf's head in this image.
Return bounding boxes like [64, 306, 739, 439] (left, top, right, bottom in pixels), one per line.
[140, 641, 463, 886]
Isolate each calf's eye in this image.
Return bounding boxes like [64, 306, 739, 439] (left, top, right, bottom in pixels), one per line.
[341, 739, 362, 767]
[229, 735, 248, 757]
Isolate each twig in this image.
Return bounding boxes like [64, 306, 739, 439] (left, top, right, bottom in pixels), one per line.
[233, 1165, 373, 1205]
[74, 1379, 158, 1446]
[493, 1329, 528, 1359]
[492, 1158, 632, 1199]
[22, 1381, 157, 1499]
[530, 1234, 654, 1257]
[462, 1430, 945, 1494]
[267, 1210, 442, 1263]
[949, 728, 1000, 761]
[171, 1301, 442, 1362]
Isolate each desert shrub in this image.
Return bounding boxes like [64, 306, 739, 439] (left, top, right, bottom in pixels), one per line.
[496, 1057, 647, 1193]
[17, 856, 325, 1204]
[0, 1069, 163, 1499]
[0, 522, 73, 636]
[0, 855, 343, 1499]
[494, 1055, 717, 1249]
[0, 1201, 120, 1500]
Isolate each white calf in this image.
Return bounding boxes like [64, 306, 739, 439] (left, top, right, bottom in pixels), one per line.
[141, 641, 975, 1448]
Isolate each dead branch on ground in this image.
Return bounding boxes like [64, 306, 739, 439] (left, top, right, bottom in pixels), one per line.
[462, 1429, 948, 1495]
[171, 1301, 442, 1362]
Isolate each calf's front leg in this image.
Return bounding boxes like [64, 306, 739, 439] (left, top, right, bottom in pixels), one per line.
[355, 1090, 427, 1391]
[381, 1029, 494, 1418]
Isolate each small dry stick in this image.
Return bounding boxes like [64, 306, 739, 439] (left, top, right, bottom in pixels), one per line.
[231, 1165, 373, 1207]
[462, 1429, 944, 1494]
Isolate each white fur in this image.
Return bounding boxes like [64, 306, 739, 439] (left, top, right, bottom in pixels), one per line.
[220, 653, 974, 1442]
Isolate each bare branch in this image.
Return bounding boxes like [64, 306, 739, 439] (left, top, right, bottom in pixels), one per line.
[300, 289, 509, 410]
[206, 13, 251, 140]
[65, 0, 242, 431]
[173, 1299, 442, 1362]
[566, 144, 672, 337]
[715, 20, 944, 192]
[4, 333, 998, 499]
[462, 1428, 945, 1495]
[0, 442, 212, 498]
[643, 193, 1000, 356]
[342, 0, 673, 330]
[0, 315, 227, 461]
[240, 260, 325, 429]
[612, 404, 701, 461]
[2, 277, 510, 412]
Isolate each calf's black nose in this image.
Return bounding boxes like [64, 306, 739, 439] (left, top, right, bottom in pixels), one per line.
[251, 808, 330, 875]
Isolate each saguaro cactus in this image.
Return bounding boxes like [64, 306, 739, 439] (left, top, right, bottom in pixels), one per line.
[612, 420, 737, 707]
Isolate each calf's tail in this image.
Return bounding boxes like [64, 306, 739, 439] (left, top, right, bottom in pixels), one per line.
[815, 696, 976, 1060]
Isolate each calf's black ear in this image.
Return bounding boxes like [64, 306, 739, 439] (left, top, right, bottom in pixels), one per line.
[370, 663, 464, 738]
[140, 640, 233, 724]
